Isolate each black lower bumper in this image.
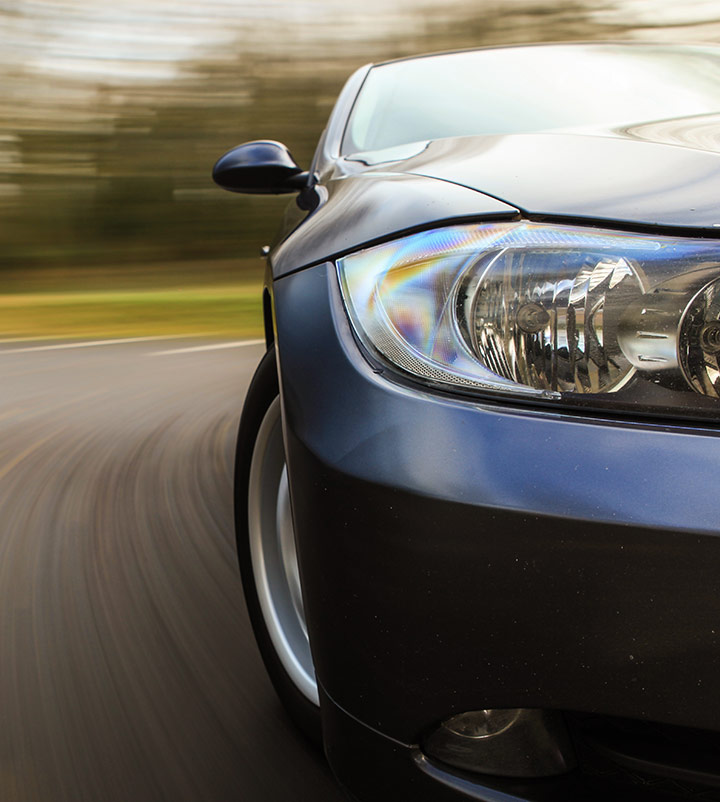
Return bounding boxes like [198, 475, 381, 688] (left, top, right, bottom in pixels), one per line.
[321, 688, 716, 802]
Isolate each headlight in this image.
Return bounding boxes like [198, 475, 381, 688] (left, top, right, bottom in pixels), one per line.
[337, 221, 720, 419]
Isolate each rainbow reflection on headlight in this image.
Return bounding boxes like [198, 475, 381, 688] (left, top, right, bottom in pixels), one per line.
[337, 221, 720, 416]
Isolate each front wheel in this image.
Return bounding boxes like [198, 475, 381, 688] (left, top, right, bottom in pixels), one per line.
[234, 347, 321, 742]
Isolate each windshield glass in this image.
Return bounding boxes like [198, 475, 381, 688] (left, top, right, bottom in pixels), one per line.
[342, 45, 720, 155]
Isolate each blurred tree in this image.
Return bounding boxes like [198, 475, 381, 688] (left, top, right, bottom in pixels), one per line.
[0, 0, 630, 278]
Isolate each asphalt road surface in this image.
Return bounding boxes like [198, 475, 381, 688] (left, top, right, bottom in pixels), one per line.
[0, 337, 345, 802]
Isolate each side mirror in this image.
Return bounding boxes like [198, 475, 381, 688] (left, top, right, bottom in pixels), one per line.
[212, 140, 310, 194]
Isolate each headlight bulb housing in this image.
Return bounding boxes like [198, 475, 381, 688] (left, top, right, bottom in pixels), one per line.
[337, 221, 720, 420]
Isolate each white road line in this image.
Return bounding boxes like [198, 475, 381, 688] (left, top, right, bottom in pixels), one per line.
[150, 339, 265, 356]
[0, 334, 193, 354]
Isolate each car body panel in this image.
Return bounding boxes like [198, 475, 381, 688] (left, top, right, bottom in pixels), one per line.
[274, 261, 720, 746]
[269, 173, 519, 278]
[398, 131, 720, 231]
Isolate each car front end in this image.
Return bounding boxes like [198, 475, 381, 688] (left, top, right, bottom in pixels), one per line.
[274, 241, 720, 801]
[215, 42, 720, 802]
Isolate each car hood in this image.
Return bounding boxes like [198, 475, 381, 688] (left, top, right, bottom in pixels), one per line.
[354, 122, 720, 231]
[272, 119, 720, 278]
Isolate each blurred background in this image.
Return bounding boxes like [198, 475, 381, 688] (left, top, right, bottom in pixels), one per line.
[3, 0, 720, 341]
[4, 4, 720, 802]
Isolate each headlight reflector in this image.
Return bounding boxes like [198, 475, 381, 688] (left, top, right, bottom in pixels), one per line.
[337, 222, 720, 417]
[466, 250, 643, 394]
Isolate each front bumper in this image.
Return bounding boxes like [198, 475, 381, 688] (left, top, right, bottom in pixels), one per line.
[273, 261, 720, 800]
[320, 689, 683, 802]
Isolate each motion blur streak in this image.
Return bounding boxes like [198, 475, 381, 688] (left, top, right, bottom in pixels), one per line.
[0, 335, 193, 354]
[4, 0, 720, 282]
[151, 339, 266, 355]
[0, 340, 343, 802]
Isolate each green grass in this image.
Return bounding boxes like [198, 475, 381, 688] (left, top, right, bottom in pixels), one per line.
[0, 283, 264, 339]
[0, 260, 266, 339]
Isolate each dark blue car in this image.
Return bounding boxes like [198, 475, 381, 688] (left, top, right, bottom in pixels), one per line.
[214, 43, 720, 801]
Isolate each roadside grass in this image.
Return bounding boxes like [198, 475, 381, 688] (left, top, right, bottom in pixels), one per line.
[0, 260, 265, 339]
[0, 284, 264, 339]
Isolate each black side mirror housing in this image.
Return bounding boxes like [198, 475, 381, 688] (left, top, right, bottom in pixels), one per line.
[212, 140, 310, 194]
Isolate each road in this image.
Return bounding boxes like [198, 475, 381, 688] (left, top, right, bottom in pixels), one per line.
[0, 337, 344, 802]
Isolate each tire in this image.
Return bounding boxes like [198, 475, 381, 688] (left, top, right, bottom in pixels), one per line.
[234, 346, 322, 744]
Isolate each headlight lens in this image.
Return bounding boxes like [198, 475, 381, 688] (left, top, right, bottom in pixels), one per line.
[337, 221, 720, 418]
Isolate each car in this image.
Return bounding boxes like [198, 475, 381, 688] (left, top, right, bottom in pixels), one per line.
[213, 42, 720, 802]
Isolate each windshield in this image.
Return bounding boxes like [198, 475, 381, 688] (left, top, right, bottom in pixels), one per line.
[342, 44, 720, 155]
